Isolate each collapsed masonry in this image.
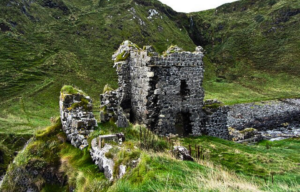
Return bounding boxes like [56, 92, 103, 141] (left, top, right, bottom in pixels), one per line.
[100, 41, 230, 140]
[60, 90, 97, 149]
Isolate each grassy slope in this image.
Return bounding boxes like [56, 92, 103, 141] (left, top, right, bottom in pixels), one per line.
[2, 120, 299, 191]
[0, 0, 299, 134]
[190, 0, 300, 104]
[0, 134, 31, 176]
[0, 0, 195, 134]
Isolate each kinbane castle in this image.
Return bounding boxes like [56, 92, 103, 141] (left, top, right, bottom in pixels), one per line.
[100, 41, 229, 140]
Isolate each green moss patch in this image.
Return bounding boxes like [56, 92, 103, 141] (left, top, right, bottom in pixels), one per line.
[61, 85, 83, 95]
[115, 51, 130, 62]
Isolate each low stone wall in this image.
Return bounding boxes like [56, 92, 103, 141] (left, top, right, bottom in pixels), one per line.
[60, 91, 97, 149]
[90, 138, 115, 181]
[90, 135, 128, 181]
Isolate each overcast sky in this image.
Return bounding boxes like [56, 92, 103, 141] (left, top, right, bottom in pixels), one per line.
[158, 0, 239, 13]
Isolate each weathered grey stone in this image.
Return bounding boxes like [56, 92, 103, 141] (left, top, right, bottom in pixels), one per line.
[100, 41, 231, 140]
[60, 90, 97, 150]
[119, 165, 126, 179]
[173, 146, 194, 161]
[90, 140, 114, 181]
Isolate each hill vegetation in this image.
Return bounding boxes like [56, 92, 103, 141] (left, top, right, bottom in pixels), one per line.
[188, 0, 300, 104]
[0, 0, 299, 191]
[1, 119, 299, 191]
[0, 0, 299, 134]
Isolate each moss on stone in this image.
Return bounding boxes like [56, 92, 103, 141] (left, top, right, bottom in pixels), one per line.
[103, 84, 114, 94]
[105, 151, 114, 159]
[61, 86, 87, 100]
[203, 102, 223, 109]
[115, 51, 130, 62]
[67, 97, 89, 111]
[240, 128, 256, 134]
[129, 43, 140, 49]
[163, 45, 183, 57]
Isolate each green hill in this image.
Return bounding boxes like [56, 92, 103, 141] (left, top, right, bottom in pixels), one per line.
[1, 0, 299, 135]
[186, 0, 300, 103]
[0, 0, 195, 134]
[1, 1, 299, 191]
[0, 0, 299, 134]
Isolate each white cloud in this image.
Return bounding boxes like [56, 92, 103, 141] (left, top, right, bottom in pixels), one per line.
[158, 0, 239, 13]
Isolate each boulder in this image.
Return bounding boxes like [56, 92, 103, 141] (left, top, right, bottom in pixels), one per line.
[173, 146, 194, 161]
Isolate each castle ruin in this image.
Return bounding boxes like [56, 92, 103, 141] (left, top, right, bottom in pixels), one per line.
[100, 41, 229, 139]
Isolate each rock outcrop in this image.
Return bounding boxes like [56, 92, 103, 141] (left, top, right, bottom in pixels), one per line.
[173, 146, 194, 161]
[228, 99, 300, 141]
[228, 99, 300, 131]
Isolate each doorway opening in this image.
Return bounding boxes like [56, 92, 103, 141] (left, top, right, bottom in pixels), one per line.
[175, 112, 192, 136]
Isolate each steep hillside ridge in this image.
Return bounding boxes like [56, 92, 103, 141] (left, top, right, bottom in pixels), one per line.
[0, 0, 299, 134]
[0, 0, 195, 134]
[187, 0, 300, 102]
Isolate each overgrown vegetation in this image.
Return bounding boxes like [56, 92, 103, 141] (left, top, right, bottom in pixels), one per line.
[61, 85, 86, 96]
[0, 134, 31, 176]
[0, 0, 300, 191]
[1, 118, 299, 191]
[182, 136, 300, 191]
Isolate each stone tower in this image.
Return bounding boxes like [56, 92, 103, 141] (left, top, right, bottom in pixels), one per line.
[100, 40, 229, 139]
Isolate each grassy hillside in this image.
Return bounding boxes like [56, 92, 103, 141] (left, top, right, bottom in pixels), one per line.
[1, 0, 299, 135]
[188, 0, 300, 104]
[1, 1, 299, 191]
[0, 134, 31, 176]
[0, 0, 195, 134]
[2, 120, 299, 191]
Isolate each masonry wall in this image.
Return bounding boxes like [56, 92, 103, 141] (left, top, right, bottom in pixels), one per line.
[122, 48, 205, 136]
[128, 50, 152, 124]
[204, 106, 230, 140]
[147, 56, 205, 136]
[60, 92, 97, 149]
[100, 41, 230, 139]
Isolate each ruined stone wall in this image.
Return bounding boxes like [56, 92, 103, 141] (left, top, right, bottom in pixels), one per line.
[100, 41, 230, 139]
[113, 45, 205, 136]
[100, 90, 119, 122]
[128, 50, 152, 124]
[202, 100, 230, 140]
[149, 65, 204, 135]
[60, 92, 97, 149]
[204, 107, 230, 140]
